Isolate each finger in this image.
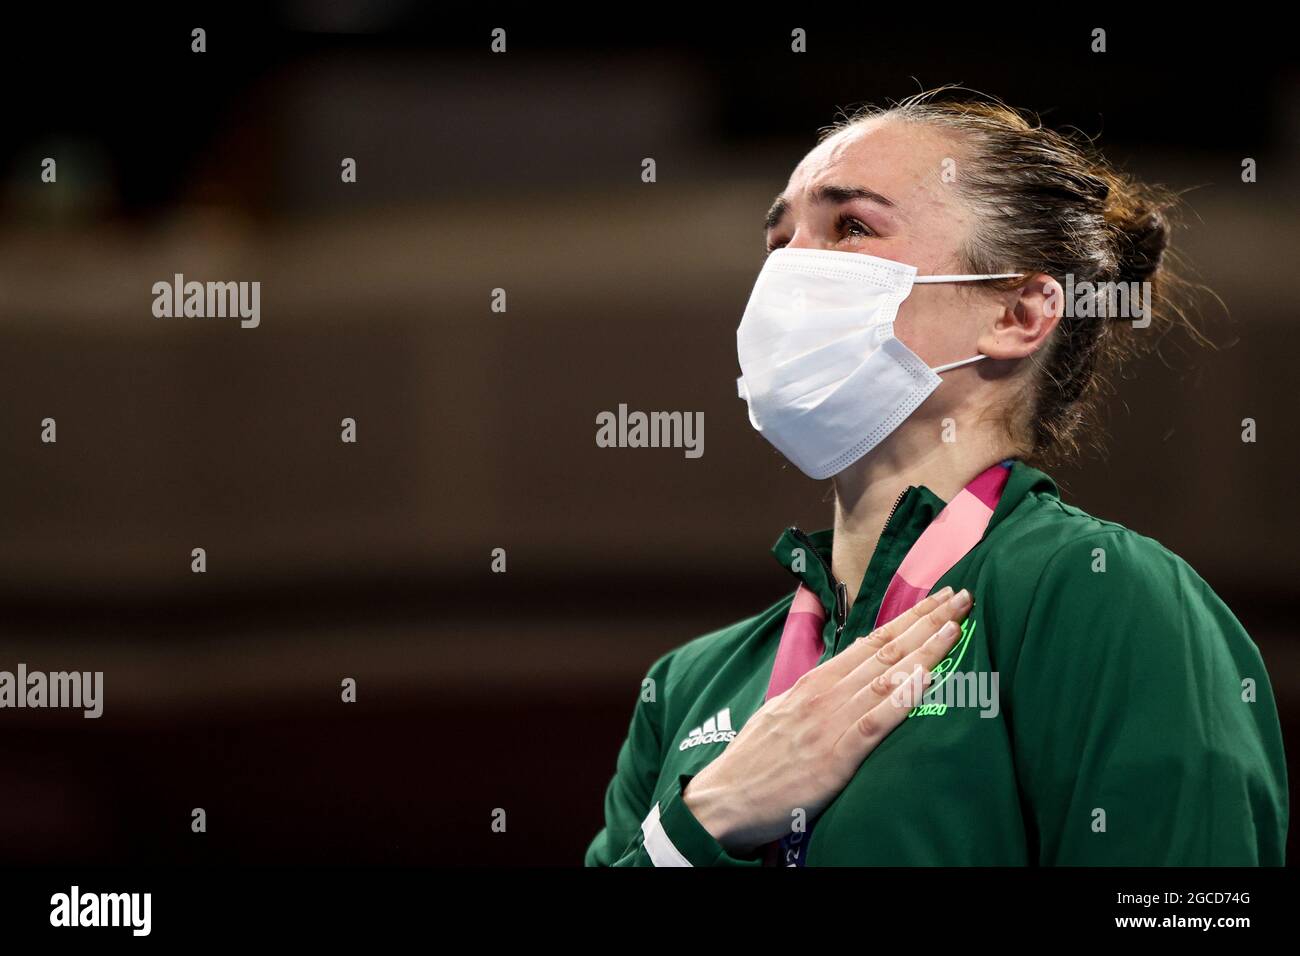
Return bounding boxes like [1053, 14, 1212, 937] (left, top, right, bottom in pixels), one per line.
[804, 586, 955, 687]
[829, 661, 936, 773]
[839, 589, 972, 689]
[840, 616, 966, 721]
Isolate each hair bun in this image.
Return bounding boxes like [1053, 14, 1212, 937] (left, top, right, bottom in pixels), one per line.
[1105, 183, 1170, 286]
[1119, 205, 1168, 285]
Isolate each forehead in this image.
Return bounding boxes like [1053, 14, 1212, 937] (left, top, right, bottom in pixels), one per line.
[783, 116, 960, 217]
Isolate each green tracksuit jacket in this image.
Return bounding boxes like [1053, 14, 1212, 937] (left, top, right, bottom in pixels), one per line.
[585, 461, 1288, 866]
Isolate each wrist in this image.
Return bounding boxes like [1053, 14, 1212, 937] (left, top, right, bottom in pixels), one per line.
[682, 775, 761, 857]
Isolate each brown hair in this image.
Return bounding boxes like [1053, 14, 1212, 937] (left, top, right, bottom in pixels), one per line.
[823, 86, 1210, 468]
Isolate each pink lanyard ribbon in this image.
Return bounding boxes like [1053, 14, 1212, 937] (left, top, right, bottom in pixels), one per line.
[758, 460, 1011, 865]
[765, 461, 1010, 701]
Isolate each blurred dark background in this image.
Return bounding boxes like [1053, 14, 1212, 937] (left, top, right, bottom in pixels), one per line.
[0, 8, 1295, 864]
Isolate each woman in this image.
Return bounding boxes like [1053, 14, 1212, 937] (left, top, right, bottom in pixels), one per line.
[585, 90, 1288, 866]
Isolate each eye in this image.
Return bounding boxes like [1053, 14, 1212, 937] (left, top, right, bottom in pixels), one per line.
[764, 214, 877, 254]
[836, 214, 876, 240]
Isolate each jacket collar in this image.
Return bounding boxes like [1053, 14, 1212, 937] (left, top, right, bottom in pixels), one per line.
[770, 459, 1059, 599]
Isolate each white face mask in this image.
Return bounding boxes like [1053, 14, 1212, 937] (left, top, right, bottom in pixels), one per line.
[736, 247, 1022, 480]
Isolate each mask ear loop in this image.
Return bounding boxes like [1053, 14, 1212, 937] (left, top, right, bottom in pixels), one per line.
[932, 354, 988, 374]
[916, 272, 1025, 373]
[912, 273, 1025, 283]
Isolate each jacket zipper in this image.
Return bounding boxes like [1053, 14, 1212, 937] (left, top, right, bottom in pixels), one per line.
[789, 487, 911, 644]
[787, 527, 848, 640]
[883, 488, 907, 529]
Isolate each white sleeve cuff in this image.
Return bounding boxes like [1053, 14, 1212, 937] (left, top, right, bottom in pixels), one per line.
[640, 802, 692, 867]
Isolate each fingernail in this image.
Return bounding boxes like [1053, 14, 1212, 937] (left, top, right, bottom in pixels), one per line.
[938, 620, 960, 640]
[934, 586, 954, 600]
[948, 589, 971, 611]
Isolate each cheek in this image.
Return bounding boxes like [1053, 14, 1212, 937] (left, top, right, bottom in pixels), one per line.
[892, 296, 966, 365]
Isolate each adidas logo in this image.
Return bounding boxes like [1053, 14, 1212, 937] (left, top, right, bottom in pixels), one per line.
[678, 707, 737, 751]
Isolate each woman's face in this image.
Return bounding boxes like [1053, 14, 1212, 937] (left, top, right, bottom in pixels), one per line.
[763, 117, 1001, 372]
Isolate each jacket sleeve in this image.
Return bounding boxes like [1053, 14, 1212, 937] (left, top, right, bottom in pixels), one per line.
[584, 649, 764, 867]
[1009, 530, 1289, 865]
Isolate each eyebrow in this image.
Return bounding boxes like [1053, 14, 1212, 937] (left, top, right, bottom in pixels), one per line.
[764, 185, 898, 232]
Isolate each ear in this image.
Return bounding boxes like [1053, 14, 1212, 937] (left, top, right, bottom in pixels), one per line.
[978, 274, 1064, 361]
